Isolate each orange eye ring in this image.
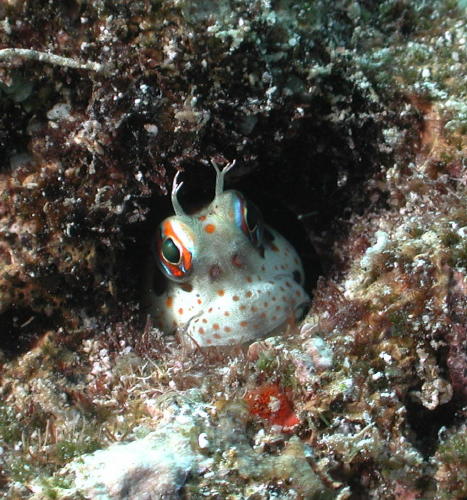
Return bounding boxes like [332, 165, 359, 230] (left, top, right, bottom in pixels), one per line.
[157, 219, 194, 281]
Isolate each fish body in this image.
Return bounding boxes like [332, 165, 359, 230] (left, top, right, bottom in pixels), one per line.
[150, 162, 309, 347]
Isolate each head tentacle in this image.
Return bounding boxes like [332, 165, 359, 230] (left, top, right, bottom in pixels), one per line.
[171, 171, 185, 216]
[213, 160, 237, 198]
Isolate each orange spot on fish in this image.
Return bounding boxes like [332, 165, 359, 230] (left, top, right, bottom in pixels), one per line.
[204, 223, 216, 233]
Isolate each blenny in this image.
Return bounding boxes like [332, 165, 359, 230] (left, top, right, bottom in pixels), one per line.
[149, 161, 309, 347]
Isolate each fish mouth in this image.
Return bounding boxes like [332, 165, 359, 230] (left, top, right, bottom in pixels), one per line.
[183, 280, 310, 347]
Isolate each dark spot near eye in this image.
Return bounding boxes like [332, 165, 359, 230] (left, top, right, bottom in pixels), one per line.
[293, 270, 302, 284]
[209, 264, 222, 281]
[232, 254, 244, 268]
[181, 283, 193, 292]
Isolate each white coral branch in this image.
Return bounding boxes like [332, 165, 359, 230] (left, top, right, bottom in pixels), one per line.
[0, 48, 111, 74]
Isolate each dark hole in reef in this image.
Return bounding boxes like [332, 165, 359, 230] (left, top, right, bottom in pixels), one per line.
[0, 307, 56, 359]
[121, 134, 386, 316]
[117, 188, 173, 305]
[404, 397, 459, 457]
[120, 94, 390, 313]
[336, 462, 376, 499]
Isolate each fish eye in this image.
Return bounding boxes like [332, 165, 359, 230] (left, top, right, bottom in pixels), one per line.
[230, 191, 265, 249]
[245, 201, 261, 234]
[242, 199, 264, 248]
[161, 237, 181, 264]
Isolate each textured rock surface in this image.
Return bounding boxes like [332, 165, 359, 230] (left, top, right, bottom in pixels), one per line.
[52, 393, 204, 500]
[0, 0, 465, 498]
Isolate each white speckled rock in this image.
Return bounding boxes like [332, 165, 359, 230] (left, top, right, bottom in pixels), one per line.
[39, 394, 208, 500]
[69, 432, 196, 499]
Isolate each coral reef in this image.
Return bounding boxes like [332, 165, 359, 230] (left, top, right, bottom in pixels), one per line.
[31, 394, 331, 499]
[0, 0, 465, 498]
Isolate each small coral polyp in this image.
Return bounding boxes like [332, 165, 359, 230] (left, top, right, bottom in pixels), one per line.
[150, 161, 309, 347]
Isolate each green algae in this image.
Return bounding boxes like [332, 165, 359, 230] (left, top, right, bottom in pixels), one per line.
[53, 439, 102, 464]
[0, 402, 22, 444]
[434, 427, 467, 499]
